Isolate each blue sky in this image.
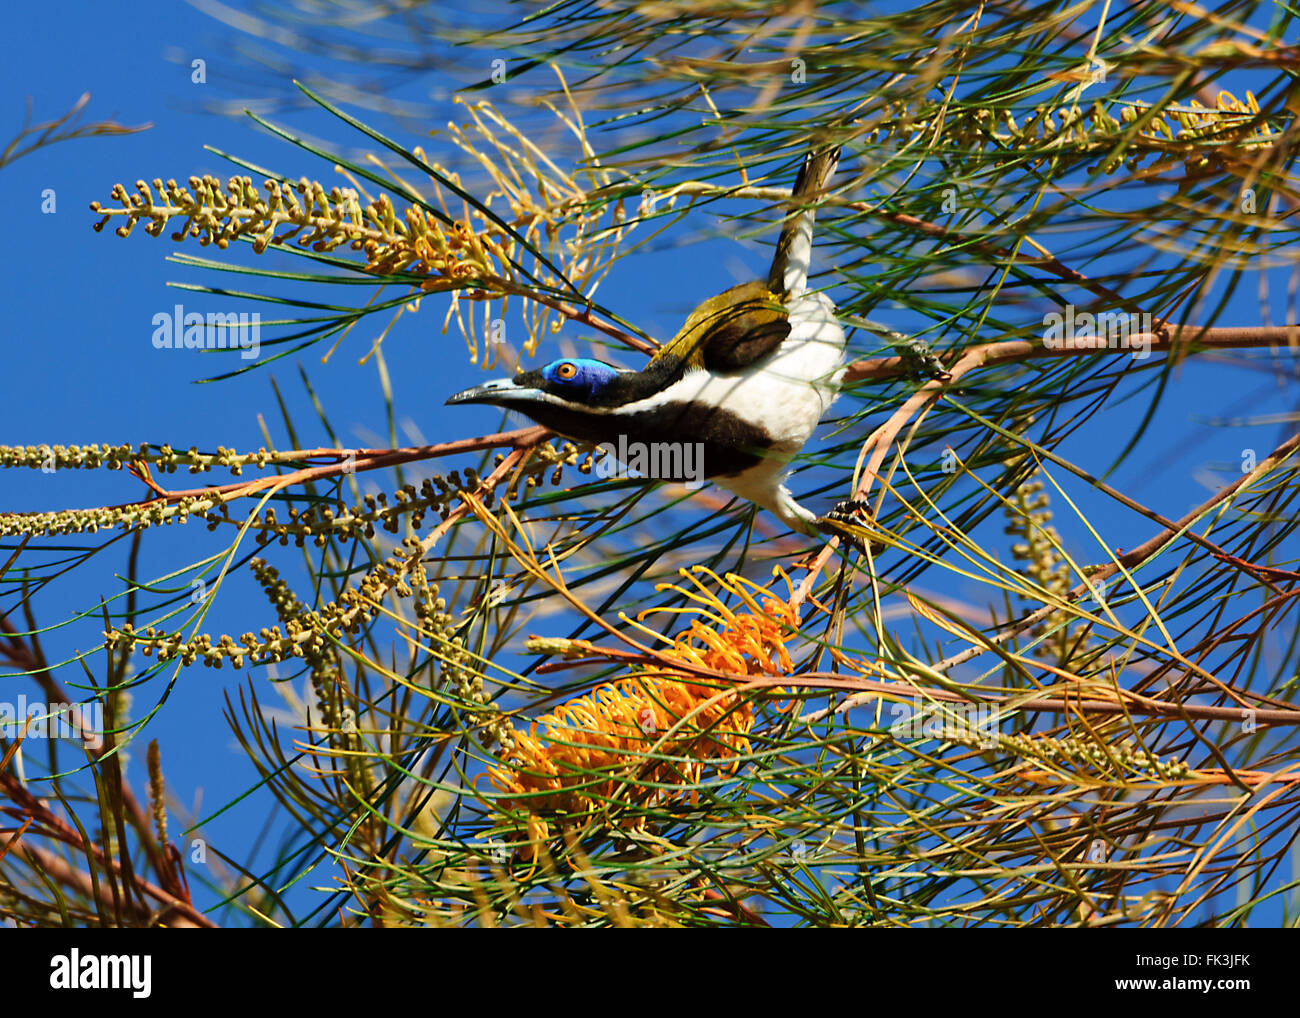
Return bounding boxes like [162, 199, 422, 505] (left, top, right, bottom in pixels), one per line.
[0, 0, 804, 919]
[3, 1, 1297, 924]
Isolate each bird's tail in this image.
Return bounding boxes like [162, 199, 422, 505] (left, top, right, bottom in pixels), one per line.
[768, 145, 841, 300]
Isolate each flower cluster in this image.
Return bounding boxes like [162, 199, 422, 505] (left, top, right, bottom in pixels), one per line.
[489, 569, 798, 848]
[498, 441, 598, 502]
[231, 475, 481, 548]
[88, 92, 643, 371]
[0, 441, 591, 542]
[1003, 462, 1087, 664]
[363, 194, 512, 283]
[91, 173, 517, 288]
[927, 713, 1191, 782]
[1000, 732, 1192, 783]
[103, 536, 432, 669]
[410, 563, 515, 750]
[0, 493, 222, 538]
[0, 441, 324, 476]
[92, 175, 364, 251]
[867, 89, 1276, 176]
[1117, 89, 1275, 173]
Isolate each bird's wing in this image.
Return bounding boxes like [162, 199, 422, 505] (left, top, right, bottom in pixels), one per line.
[768, 145, 841, 300]
[648, 146, 839, 375]
[651, 280, 790, 374]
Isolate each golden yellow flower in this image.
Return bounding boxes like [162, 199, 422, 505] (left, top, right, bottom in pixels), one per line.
[488, 568, 798, 849]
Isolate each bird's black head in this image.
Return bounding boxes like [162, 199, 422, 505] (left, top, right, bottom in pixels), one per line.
[446, 357, 672, 442]
[446, 357, 630, 408]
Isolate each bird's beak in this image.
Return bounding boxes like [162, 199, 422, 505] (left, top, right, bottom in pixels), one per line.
[445, 378, 544, 408]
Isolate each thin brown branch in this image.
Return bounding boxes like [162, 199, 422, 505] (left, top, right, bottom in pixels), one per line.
[786, 670, 1300, 730]
[841, 322, 1300, 384]
[0, 771, 214, 927]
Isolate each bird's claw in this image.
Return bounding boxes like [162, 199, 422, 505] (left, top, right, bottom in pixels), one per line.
[825, 498, 870, 521]
[815, 499, 872, 554]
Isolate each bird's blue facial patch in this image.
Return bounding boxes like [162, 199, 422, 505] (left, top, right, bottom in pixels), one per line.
[539, 358, 621, 400]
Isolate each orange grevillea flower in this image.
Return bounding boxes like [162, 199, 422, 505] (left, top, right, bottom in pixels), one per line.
[488, 568, 798, 840]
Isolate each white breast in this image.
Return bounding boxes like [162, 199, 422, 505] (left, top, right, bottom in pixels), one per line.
[609, 290, 846, 529]
[617, 290, 846, 452]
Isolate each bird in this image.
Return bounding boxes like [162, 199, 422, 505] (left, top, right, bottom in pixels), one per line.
[447, 146, 849, 535]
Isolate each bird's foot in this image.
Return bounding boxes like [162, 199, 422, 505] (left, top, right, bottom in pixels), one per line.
[824, 498, 870, 521]
[815, 500, 873, 553]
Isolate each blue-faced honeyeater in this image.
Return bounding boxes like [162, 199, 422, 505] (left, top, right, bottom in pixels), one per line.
[447, 147, 848, 534]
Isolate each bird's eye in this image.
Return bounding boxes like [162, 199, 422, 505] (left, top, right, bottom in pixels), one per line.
[555, 362, 578, 380]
